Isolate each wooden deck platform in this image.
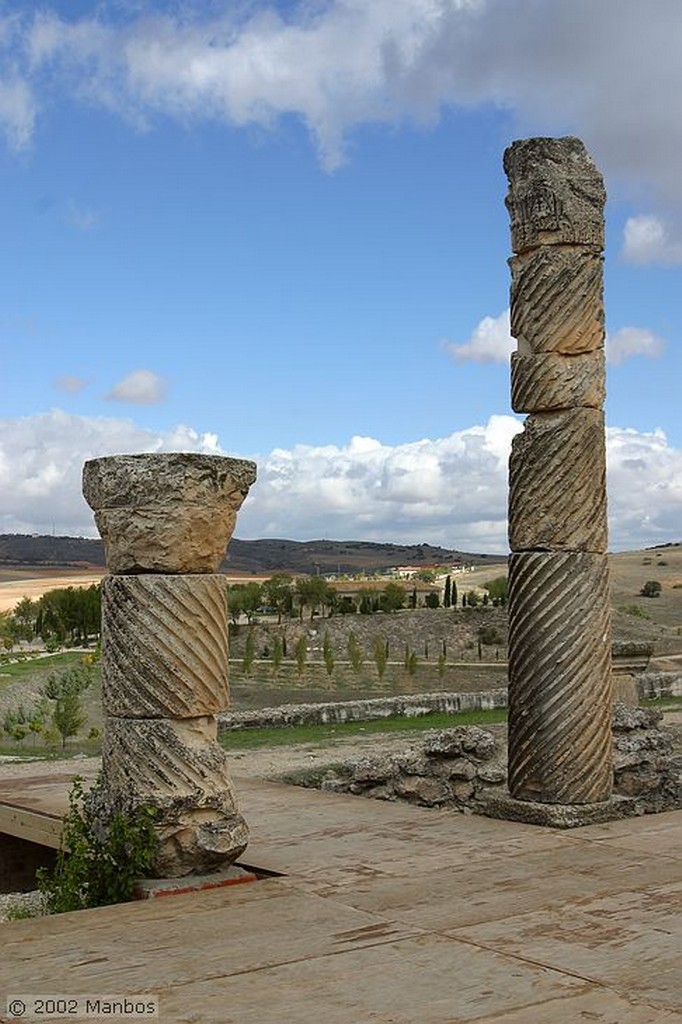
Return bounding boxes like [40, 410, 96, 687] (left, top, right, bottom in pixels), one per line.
[1, 768, 681, 1023]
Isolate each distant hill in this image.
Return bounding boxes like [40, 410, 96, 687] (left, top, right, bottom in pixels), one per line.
[0, 533, 506, 576]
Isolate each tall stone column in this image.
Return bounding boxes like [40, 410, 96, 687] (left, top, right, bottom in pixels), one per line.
[504, 137, 613, 805]
[83, 452, 257, 876]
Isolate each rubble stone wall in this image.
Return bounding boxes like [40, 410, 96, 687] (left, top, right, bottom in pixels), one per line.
[291, 704, 681, 826]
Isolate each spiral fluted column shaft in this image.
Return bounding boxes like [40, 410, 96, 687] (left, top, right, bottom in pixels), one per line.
[504, 137, 613, 805]
[83, 452, 257, 875]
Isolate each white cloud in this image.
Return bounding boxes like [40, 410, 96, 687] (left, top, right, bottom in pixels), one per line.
[447, 309, 513, 363]
[0, 75, 35, 150]
[606, 426, 682, 551]
[449, 310, 664, 367]
[0, 0, 676, 202]
[621, 215, 682, 266]
[606, 327, 665, 366]
[1, 410, 681, 552]
[106, 369, 168, 404]
[0, 410, 224, 536]
[243, 416, 518, 549]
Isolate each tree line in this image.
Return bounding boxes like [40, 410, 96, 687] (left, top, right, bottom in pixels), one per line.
[227, 573, 508, 623]
[2, 657, 99, 750]
[0, 585, 101, 650]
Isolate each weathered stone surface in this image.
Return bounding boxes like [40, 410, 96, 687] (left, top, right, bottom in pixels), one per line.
[291, 711, 680, 823]
[422, 726, 496, 762]
[505, 137, 612, 808]
[101, 715, 238, 812]
[99, 715, 247, 876]
[83, 453, 256, 574]
[477, 792, 636, 829]
[511, 351, 605, 412]
[102, 574, 229, 718]
[612, 702, 663, 732]
[153, 812, 249, 878]
[510, 249, 604, 355]
[394, 775, 452, 806]
[508, 409, 607, 552]
[220, 690, 508, 731]
[507, 551, 612, 804]
[504, 136, 606, 253]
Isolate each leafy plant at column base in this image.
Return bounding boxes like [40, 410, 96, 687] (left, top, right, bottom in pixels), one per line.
[37, 776, 157, 914]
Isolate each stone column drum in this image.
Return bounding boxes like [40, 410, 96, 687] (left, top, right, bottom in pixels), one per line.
[504, 137, 613, 804]
[83, 453, 257, 876]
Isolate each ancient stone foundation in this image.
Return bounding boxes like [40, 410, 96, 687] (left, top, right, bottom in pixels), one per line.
[504, 137, 613, 805]
[302, 708, 681, 827]
[83, 452, 256, 877]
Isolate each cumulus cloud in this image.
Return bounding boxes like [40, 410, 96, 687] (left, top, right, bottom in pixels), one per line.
[0, 410, 223, 536]
[0, 0, 677, 201]
[242, 415, 520, 549]
[450, 310, 665, 366]
[106, 369, 168, 404]
[606, 426, 682, 550]
[621, 215, 682, 266]
[447, 309, 513, 363]
[606, 327, 665, 366]
[1, 410, 681, 551]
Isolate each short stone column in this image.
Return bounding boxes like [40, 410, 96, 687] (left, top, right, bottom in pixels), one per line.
[504, 137, 613, 804]
[83, 453, 257, 876]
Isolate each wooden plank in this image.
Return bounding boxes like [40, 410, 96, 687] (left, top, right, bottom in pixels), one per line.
[0, 802, 62, 848]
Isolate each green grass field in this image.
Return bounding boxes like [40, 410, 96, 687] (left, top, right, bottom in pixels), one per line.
[219, 706, 508, 751]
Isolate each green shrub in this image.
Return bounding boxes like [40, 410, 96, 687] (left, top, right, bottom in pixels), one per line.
[37, 777, 157, 914]
[618, 604, 652, 620]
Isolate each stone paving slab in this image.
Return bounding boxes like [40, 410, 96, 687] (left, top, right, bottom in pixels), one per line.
[1, 772, 681, 1023]
[450, 880, 682, 1012]
[0, 883, 420, 993]
[296, 839, 682, 931]
[573, 812, 682, 860]
[149, 932, 594, 1024]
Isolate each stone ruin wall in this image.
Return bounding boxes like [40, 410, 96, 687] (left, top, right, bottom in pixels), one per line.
[305, 708, 681, 827]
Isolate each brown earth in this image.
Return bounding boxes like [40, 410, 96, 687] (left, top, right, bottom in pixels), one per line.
[0, 573, 104, 613]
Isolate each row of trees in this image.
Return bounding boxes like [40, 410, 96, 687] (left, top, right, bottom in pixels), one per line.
[2, 660, 98, 750]
[1, 585, 101, 649]
[227, 574, 508, 624]
[240, 629, 450, 681]
[239, 625, 505, 680]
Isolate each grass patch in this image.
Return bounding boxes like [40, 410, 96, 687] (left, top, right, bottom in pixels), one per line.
[617, 604, 652, 621]
[219, 707, 508, 751]
[0, 651, 91, 683]
[641, 695, 682, 708]
[0, 739, 102, 759]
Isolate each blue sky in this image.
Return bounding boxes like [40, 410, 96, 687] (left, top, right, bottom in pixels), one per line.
[1, 0, 681, 552]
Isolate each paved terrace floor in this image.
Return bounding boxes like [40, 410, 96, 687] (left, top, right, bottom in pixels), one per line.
[0, 772, 680, 1023]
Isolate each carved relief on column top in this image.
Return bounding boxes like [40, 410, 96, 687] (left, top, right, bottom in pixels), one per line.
[508, 408, 607, 553]
[504, 136, 606, 253]
[82, 453, 257, 574]
[511, 351, 605, 413]
[102, 574, 229, 718]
